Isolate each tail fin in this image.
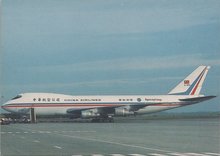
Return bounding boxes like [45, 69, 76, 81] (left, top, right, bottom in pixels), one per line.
[168, 66, 210, 95]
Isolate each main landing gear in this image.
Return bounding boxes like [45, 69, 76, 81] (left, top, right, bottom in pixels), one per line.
[91, 116, 114, 123]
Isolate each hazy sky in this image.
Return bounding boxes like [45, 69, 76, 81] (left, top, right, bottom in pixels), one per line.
[1, 0, 220, 112]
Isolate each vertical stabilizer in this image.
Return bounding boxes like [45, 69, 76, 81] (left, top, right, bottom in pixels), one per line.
[168, 66, 210, 95]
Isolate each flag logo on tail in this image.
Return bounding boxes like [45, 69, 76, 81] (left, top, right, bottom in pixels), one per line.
[184, 80, 190, 86]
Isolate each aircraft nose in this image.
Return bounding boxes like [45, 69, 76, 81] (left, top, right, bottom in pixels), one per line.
[1, 102, 16, 113]
[1, 103, 9, 111]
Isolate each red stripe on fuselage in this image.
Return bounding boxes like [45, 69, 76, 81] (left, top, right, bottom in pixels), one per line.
[2, 103, 181, 108]
[2, 104, 124, 108]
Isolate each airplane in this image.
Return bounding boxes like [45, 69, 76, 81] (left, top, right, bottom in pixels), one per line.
[1, 66, 216, 122]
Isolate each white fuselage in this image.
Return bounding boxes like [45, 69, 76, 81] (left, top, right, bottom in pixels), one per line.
[2, 93, 200, 116]
[2, 66, 215, 119]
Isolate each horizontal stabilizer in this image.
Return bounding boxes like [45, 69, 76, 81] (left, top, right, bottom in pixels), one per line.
[179, 96, 216, 102]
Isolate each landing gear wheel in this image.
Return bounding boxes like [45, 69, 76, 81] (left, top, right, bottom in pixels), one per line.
[107, 116, 114, 122]
[91, 118, 101, 122]
[91, 117, 114, 123]
[108, 118, 114, 123]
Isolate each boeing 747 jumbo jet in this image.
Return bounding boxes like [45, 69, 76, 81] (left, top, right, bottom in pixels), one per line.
[1, 66, 216, 122]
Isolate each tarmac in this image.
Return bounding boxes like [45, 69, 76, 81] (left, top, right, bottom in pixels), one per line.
[1, 117, 220, 156]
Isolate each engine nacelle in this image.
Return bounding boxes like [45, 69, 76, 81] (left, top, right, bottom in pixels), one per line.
[114, 107, 135, 117]
[81, 109, 100, 119]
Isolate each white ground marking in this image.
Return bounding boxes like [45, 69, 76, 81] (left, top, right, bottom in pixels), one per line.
[55, 133, 176, 153]
[60, 130, 96, 133]
[185, 153, 211, 156]
[1, 130, 96, 134]
[54, 146, 62, 149]
[204, 153, 220, 156]
[33, 140, 40, 143]
[148, 154, 168, 156]
[169, 153, 190, 156]
[110, 154, 125, 156]
[92, 154, 105, 156]
[8, 127, 217, 156]
[83, 131, 96, 133]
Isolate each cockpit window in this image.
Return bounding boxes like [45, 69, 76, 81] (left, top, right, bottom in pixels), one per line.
[11, 95, 22, 100]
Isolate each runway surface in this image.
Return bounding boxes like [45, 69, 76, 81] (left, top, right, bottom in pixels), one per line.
[1, 118, 220, 156]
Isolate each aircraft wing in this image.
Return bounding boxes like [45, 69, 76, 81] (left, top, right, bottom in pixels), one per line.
[66, 103, 152, 118]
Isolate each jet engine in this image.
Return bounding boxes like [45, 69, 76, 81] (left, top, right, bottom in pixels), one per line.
[114, 106, 135, 116]
[81, 108, 101, 119]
